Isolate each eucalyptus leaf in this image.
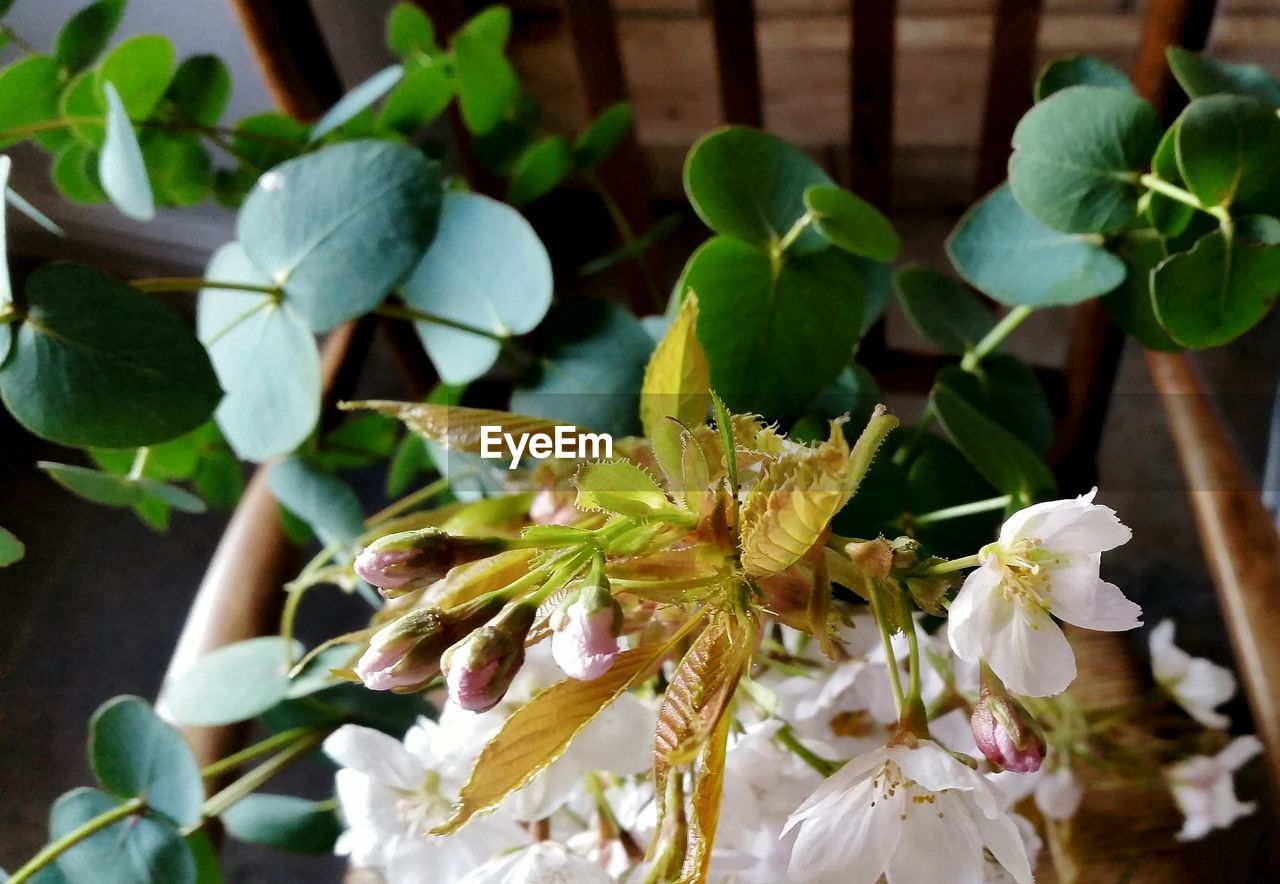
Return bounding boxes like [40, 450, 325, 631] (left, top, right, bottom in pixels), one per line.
[310, 65, 404, 142]
[1009, 85, 1160, 233]
[378, 61, 453, 134]
[894, 265, 995, 355]
[142, 133, 211, 206]
[930, 383, 1056, 503]
[1152, 222, 1280, 347]
[55, 0, 126, 75]
[947, 184, 1126, 307]
[197, 243, 320, 461]
[803, 184, 900, 261]
[53, 137, 106, 205]
[89, 696, 203, 825]
[387, 2, 436, 58]
[137, 479, 207, 514]
[512, 299, 652, 438]
[221, 795, 342, 854]
[453, 8, 517, 134]
[684, 126, 834, 254]
[907, 441, 1001, 559]
[100, 82, 156, 221]
[164, 636, 305, 726]
[403, 192, 552, 385]
[678, 237, 863, 419]
[0, 56, 64, 150]
[237, 140, 442, 332]
[268, 457, 365, 547]
[166, 55, 232, 127]
[51, 788, 195, 884]
[233, 111, 307, 171]
[1175, 95, 1280, 213]
[185, 831, 223, 884]
[61, 69, 105, 147]
[574, 102, 633, 168]
[937, 356, 1053, 454]
[1143, 125, 1193, 238]
[0, 526, 22, 566]
[39, 462, 144, 507]
[507, 135, 574, 206]
[1101, 235, 1181, 352]
[1034, 56, 1132, 102]
[1167, 47, 1280, 107]
[0, 263, 220, 447]
[95, 34, 175, 120]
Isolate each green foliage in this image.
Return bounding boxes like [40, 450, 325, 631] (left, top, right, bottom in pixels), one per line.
[574, 102, 633, 169]
[387, 2, 437, 59]
[453, 7, 517, 134]
[0, 264, 220, 448]
[378, 61, 453, 133]
[221, 795, 342, 854]
[309, 65, 404, 142]
[54, 0, 126, 75]
[166, 55, 232, 127]
[50, 788, 195, 884]
[1175, 95, 1280, 213]
[938, 356, 1053, 455]
[89, 696, 204, 825]
[894, 266, 994, 355]
[100, 82, 155, 219]
[0, 525, 23, 566]
[507, 134, 574, 206]
[268, 457, 365, 548]
[1102, 236, 1182, 352]
[165, 636, 304, 726]
[40, 462, 205, 516]
[1167, 47, 1280, 107]
[803, 184, 900, 262]
[95, 34, 175, 120]
[1034, 56, 1131, 102]
[0, 56, 64, 149]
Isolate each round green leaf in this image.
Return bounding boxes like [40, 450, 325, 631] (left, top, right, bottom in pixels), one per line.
[222, 794, 342, 854]
[678, 236, 863, 420]
[930, 382, 1056, 503]
[39, 461, 145, 507]
[55, 0, 126, 75]
[94, 34, 176, 120]
[52, 141, 107, 203]
[894, 265, 995, 355]
[403, 192, 552, 384]
[143, 133, 211, 206]
[377, 61, 453, 134]
[185, 831, 222, 884]
[164, 636, 304, 726]
[512, 299, 653, 439]
[507, 135, 574, 206]
[1152, 222, 1280, 347]
[684, 126, 834, 253]
[100, 81, 156, 220]
[938, 355, 1053, 454]
[0, 263, 220, 447]
[138, 478, 207, 514]
[61, 69, 106, 147]
[1167, 47, 1280, 108]
[387, 2, 437, 58]
[197, 244, 320, 461]
[907, 441, 1001, 559]
[1009, 85, 1161, 233]
[574, 102, 633, 168]
[0, 56, 64, 150]
[453, 8, 517, 135]
[947, 184, 1127, 307]
[1175, 95, 1280, 213]
[236, 140, 442, 332]
[1143, 125, 1194, 238]
[1, 525, 25, 566]
[165, 55, 232, 127]
[268, 457, 365, 548]
[803, 184, 900, 262]
[232, 111, 307, 171]
[1034, 56, 1132, 102]
[89, 696, 203, 825]
[310, 65, 404, 142]
[51, 788, 195, 884]
[1101, 236, 1181, 352]
[856, 257, 892, 338]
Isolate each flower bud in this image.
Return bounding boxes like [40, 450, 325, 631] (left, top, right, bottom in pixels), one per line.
[551, 578, 623, 681]
[442, 602, 537, 712]
[355, 528, 508, 595]
[354, 595, 505, 693]
[971, 683, 1045, 773]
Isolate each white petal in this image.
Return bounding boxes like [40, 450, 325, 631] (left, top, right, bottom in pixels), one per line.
[788, 768, 905, 883]
[323, 724, 422, 789]
[971, 802, 1035, 884]
[1035, 765, 1083, 821]
[947, 564, 1004, 664]
[1048, 565, 1142, 632]
[1000, 488, 1130, 554]
[1148, 620, 1182, 679]
[890, 741, 984, 796]
[1218, 734, 1264, 771]
[884, 790, 985, 884]
[984, 602, 1077, 697]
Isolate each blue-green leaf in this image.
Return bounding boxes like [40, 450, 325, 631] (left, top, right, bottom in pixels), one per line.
[163, 636, 304, 726]
[51, 788, 195, 884]
[1034, 56, 1132, 102]
[1167, 47, 1280, 107]
[310, 65, 404, 142]
[99, 82, 155, 221]
[89, 696, 203, 825]
[221, 795, 342, 854]
[268, 457, 364, 547]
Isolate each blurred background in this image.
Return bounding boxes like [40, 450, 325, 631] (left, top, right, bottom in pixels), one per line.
[3, 0, 1280, 880]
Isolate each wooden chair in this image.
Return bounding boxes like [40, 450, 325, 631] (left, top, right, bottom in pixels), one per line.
[161, 0, 1280, 874]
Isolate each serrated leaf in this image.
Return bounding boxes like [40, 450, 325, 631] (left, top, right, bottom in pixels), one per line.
[350, 400, 578, 453]
[575, 460, 674, 520]
[641, 292, 711, 439]
[740, 408, 897, 577]
[433, 641, 674, 833]
[681, 708, 731, 884]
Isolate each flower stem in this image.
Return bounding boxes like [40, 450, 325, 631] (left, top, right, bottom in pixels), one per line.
[776, 212, 813, 254]
[198, 729, 329, 822]
[5, 797, 146, 884]
[868, 581, 905, 716]
[201, 726, 322, 779]
[913, 553, 981, 576]
[961, 305, 1032, 371]
[366, 475, 452, 526]
[127, 447, 151, 481]
[375, 303, 508, 343]
[131, 277, 281, 296]
[913, 494, 1012, 526]
[776, 723, 838, 776]
[896, 587, 930, 736]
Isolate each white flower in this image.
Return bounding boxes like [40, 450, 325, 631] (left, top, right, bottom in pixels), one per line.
[324, 720, 526, 882]
[783, 739, 1033, 884]
[948, 488, 1139, 697]
[1167, 735, 1263, 841]
[1033, 761, 1083, 821]
[456, 842, 614, 884]
[1149, 619, 1237, 729]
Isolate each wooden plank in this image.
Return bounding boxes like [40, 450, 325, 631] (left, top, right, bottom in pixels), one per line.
[709, 0, 764, 126]
[225, 0, 344, 120]
[975, 0, 1044, 195]
[848, 0, 896, 208]
[1132, 0, 1222, 117]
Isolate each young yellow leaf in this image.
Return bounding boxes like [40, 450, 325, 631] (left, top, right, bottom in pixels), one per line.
[425, 548, 535, 608]
[432, 641, 674, 834]
[641, 293, 711, 439]
[574, 460, 680, 521]
[345, 400, 577, 453]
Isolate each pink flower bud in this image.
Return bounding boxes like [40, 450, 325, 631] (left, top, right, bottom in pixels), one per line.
[354, 596, 505, 693]
[551, 582, 622, 681]
[442, 603, 537, 712]
[972, 684, 1044, 773]
[355, 528, 507, 596]
[529, 488, 579, 526]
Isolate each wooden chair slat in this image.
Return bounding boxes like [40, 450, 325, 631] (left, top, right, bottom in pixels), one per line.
[848, 0, 896, 209]
[708, 0, 764, 127]
[226, 0, 344, 121]
[974, 0, 1044, 196]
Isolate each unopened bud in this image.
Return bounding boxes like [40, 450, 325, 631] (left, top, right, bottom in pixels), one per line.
[551, 578, 623, 681]
[355, 528, 508, 595]
[442, 602, 537, 712]
[971, 682, 1044, 773]
[354, 595, 504, 693]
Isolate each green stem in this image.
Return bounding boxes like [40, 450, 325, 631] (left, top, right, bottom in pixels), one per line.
[868, 581, 905, 716]
[132, 277, 281, 296]
[6, 797, 146, 884]
[776, 723, 838, 777]
[913, 494, 1012, 526]
[198, 730, 328, 822]
[366, 475, 451, 526]
[896, 587, 929, 736]
[201, 726, 320, 780]
[961, 305, 1032, 371]
[776, 212, 813, 254]
[1138, 174, 1205, 211]
[0, 304, 20, 324]
[127, 447, 151, 481]
[0, 24, 39, 54]
[913, 552, 982, 577]
[376, 303, 508, 343]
